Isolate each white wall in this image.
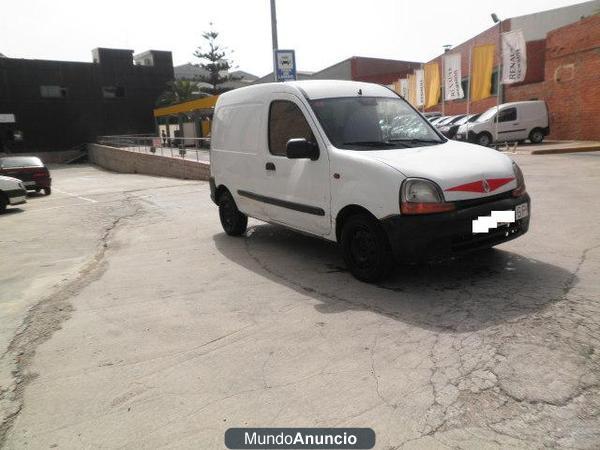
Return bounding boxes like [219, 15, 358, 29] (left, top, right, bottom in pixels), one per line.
[511, 0, 600, 41]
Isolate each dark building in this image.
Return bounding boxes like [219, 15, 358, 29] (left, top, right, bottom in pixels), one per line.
[0, 48, 173, 152]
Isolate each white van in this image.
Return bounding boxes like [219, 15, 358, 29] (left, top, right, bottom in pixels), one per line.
[455, 101, 549, 146]
[0, 175, 27, 213]
[210, 80, 530, 282]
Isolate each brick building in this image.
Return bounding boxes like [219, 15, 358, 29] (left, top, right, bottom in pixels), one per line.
[423, 1, 600, 140]
[0, 48, 174, 152]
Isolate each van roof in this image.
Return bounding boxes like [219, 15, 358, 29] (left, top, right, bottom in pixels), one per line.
[217, 79, 397, 105]
[499, 100, 546, 109]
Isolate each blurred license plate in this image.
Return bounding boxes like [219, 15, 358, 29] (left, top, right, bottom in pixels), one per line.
[515, 203, 528, 220]
[23, 181, 35, 186]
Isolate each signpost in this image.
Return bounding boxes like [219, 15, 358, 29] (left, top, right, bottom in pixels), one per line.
[274, 49, 297, 82]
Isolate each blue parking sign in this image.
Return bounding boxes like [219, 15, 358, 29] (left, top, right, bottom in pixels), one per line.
[275, 50, 296, 81]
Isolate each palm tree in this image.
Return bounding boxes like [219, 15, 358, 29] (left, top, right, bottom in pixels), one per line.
[156, 80, 205, 106]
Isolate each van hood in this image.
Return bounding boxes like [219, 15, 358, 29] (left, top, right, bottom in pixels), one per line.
[365, 140, 517, 201]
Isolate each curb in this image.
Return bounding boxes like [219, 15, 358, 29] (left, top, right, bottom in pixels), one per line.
[531, 146, 600, 155]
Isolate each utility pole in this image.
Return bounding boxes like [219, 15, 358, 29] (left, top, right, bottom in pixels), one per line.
[492, 13, 502, 147]
[270, 0, 278, 81]
[441, 45, 452, 115]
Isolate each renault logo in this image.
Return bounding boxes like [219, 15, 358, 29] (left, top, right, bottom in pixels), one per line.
[482, 178, 491, 193]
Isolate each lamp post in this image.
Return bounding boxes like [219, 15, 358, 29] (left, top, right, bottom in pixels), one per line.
[441, 44, 452, 115]
[492, 13, 502, 147]
[270, 0, 279, 81]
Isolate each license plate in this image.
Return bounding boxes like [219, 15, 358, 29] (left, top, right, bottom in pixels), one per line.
[23, 181, 35, 186]
[456, 133, 464, 139]
[515, 203, 529, 220]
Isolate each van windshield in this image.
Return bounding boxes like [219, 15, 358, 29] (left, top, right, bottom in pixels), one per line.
[477, 107, 498, 123]
[309, 96, 443, 150]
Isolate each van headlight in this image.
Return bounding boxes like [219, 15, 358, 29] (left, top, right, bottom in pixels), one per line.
[512, 162, 526, 197]
[400, 178, 456, 214]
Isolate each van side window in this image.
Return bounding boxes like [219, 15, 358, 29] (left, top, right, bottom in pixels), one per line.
[269, 100, 315, 156]
[498, 107, 517, 122]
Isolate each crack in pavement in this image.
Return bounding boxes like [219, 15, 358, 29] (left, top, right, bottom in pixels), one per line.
[241, 227, 600, 448]
[0, 195, 146, 448]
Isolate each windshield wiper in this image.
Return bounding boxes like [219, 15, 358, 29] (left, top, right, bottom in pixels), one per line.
[387, 138, 442, 144]
[341, 141, 397, 147]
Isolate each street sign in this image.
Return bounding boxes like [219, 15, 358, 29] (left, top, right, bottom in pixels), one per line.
[274, 49, 296, 82]
[0, 113, 16, 123]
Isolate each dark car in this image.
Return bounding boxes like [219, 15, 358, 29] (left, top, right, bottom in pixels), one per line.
[0, 156, 52, 195]
[439, 113, 481, 139]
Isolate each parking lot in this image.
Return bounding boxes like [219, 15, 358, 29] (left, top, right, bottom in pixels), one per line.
[1, 153, 600, 448]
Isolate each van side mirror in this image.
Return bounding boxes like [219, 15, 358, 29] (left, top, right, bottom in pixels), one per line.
[286, 138, 319, 160]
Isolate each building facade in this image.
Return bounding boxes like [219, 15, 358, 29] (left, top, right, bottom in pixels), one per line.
[423, 1, 600, 140]
[253, 56, 422, 85]
[0, 48, 173, 152]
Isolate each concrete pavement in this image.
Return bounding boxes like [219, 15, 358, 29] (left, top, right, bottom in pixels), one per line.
[1, 154, 599, 449]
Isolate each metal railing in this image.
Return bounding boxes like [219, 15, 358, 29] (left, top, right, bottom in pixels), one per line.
[97, 135, 211, 162]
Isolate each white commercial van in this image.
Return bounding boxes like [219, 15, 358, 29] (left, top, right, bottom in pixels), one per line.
[210, 80, 530, 282]
[455, 101, 549, 146]
[0, 175, 27, 213]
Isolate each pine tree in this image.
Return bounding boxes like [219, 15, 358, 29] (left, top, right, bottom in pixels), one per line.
[193, 24, 239, 95]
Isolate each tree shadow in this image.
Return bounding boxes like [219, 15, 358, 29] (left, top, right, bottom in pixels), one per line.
[213, 223, 574, 333]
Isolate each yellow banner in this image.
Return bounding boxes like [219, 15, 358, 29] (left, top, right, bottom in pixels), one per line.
[424, 63, 440, 108]
[408, 73, 417, 106]
[471, 44, 495, 101]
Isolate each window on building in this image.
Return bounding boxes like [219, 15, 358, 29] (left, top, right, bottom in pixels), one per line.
[497, 107, 517, 122]
[268, 100, 315, 156]
[102, 86, 126, 98]
[40, 85, 68, 98]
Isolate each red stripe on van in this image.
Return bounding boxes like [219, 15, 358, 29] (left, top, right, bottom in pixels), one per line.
[445, 177, 514, 193]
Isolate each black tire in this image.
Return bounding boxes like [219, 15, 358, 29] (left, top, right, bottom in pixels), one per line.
[476, 132, 492, 147]
[529, 128, 544, 144]
[0, 195, 7, 214]
[341, 214, 394, 282]
[43, 187, 51, 196]
[218, 190, 247, 236]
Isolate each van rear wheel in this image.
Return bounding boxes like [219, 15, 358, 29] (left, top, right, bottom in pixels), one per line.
[218, 190, 247, 236]
[529, 128, 544, 144]
[341, 214, 394, 283]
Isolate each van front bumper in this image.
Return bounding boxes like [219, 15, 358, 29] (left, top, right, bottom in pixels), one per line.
[381, 193, 530, 262]
[454, 130, 477, 143]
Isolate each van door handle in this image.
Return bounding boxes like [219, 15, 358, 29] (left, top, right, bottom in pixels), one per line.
[265, 162, 276, 171]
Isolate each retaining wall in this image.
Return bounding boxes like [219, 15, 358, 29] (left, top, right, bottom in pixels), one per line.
[87, 143, 210, 180]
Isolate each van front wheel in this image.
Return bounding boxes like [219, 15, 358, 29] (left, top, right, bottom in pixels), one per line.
[218, 190, 247, 236]
[476, 132, 492, 147]
[341, 214, 394, 283]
